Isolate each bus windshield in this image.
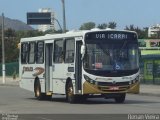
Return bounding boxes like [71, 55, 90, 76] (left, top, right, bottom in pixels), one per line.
[84, 42, 139, 71]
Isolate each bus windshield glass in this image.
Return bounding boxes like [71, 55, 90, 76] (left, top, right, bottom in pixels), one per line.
[84, 42, 139, 71]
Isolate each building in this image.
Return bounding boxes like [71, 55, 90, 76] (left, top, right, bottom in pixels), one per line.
[148, 24, 160, 38]
[38, 8, 55, 32]
[138, 39, 160, 84]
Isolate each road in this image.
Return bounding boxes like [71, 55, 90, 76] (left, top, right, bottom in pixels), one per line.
[0, 86, 160, 114]
[0, 86, 160, 120]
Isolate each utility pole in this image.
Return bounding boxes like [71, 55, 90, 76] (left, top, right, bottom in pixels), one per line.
[61, 0, 66, 33]
[1, 13, 5, 84]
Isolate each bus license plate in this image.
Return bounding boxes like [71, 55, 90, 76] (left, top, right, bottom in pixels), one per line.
[109, 86, 119, 90]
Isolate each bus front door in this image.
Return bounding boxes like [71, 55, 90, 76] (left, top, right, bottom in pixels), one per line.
[75, 41, 82, 93]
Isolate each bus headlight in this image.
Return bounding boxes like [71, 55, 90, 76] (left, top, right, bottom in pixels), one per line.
[135, 76, 139, 81]
[132, 79, 136, 84]
[84, 75, 96, 84]
[130, 76, 139, 84]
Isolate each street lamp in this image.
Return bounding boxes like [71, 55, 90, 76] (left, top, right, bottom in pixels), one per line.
[61, 0, 66, 33]
[1, 13, 5, 84]
[54, 18, 63, 32]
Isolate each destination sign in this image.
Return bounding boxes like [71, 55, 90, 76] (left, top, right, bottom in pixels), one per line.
[85, 31, 137, 40]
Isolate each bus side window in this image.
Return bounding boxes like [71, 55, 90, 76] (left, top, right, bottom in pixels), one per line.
[36, 41, 44, 64]
[65, 39, 75, 63]
[21, 43, 28, 64]
[54, 40, 64, 63]
[28, 42, 36, 64]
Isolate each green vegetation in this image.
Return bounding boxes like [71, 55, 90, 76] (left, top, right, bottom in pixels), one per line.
[0, 29, 45, 63]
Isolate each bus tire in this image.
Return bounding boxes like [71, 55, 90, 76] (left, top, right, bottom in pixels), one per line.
[114, 93, 126, 103]
[34, 80, 45, 100]
[66, 81, 76, 103]
[78, 94, 88, 102]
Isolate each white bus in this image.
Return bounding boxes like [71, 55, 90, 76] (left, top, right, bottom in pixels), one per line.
[19, 29, 140, 103]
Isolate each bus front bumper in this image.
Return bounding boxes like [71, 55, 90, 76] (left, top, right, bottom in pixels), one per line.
[83, 81, 140, 94]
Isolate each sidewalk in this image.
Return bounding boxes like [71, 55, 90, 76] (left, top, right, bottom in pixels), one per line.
[140, 84, 160, 97]
[0, 77, 19, 86]
[0, 77, 160, 97]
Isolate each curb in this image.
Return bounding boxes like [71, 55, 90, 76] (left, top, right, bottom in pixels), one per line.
[0, 84, 19, 87]
[0, 81, 19, 87]
[139, 92, 160, 97]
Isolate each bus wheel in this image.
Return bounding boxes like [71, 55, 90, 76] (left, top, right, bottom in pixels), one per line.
[114, 93, 126, 103]
[66, 81, 76, 103]
[34, 81, 45, 100]
[34, 80, 52, 100]
[78, 95, 88, 103]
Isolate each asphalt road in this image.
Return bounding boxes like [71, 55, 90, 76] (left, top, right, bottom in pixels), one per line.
[0, 86, 160, 120]
[0, 86, 160, 114]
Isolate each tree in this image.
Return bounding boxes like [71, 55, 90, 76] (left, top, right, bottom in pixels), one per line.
[125, 24, 135, 31]
[108, 22, 117, 29]
[0, 29, 46, 63]
[79, 22, 96, 30]
[44, 29, 63, 34]
[140, 27, 148, 39]
[124, 25, 148, 39]
[0, 28, 18, 62]
[97, 23, 108, 29]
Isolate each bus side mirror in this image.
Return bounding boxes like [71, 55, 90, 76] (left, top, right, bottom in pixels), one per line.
[139, 49, 141, 61]
[17, 43, 21, 49]
[81, 45, 86, 60]
[139, 49, 141, 58]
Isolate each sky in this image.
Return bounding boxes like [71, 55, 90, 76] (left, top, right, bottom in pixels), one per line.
[0, 0, 160, 30]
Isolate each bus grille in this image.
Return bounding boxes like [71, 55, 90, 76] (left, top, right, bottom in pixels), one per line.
[97, 81, 129, 86]
[98, 84, 130, 92]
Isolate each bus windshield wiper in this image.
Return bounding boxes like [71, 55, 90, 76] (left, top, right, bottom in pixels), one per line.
[120, 40, 127, 51]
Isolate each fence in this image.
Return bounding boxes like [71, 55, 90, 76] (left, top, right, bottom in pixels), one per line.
[0, 62, 19, 77]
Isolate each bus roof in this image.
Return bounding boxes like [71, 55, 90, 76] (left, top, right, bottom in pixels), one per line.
[20, 29, 137, 42]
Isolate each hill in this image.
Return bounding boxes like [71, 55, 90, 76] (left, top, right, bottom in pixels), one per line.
[0, 16, 33, 31]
